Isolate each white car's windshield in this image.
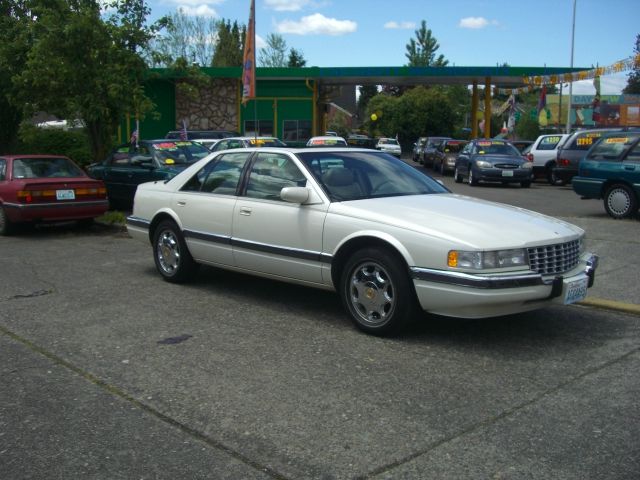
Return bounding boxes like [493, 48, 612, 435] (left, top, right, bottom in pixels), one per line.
[297, 150, 449, 201]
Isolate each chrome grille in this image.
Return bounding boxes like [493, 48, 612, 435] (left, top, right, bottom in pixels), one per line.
[528, 240, 581, 275]
[494, 163, 518, 169]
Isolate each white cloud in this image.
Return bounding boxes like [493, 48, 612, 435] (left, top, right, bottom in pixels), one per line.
[265, 0, 312, 12]
[177, 5, 218, 17]
[459, 17, 493, 29]
[275, 13, 357, 36]
[256, 34, 267, 50]
[384, 21, 415, 30]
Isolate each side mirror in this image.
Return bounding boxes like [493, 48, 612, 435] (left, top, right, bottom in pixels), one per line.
[280, 186, 309, 204]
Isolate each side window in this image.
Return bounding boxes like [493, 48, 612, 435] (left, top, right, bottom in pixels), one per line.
[538, 136, 562, 150]
[0, 159, 6, 181]
[246, 153, 305, 200]
[109, 147, 132, 166]
[625, 142, 640, 161]
[181, 152, 250, 195]
[212, 140, 228, 152]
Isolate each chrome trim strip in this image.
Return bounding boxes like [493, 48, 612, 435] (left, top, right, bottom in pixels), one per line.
[231, 237, 327, 262]
[126, 216, 150, 229]
[410, 267, 546, 289]
[184, 229, 231, 246]
[4, 200, 109, 210]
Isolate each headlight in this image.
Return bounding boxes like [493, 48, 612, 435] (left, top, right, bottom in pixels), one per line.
[475, 160, 493, 168]
[448, 249, 528, 269]
[521, 162, 533, 169]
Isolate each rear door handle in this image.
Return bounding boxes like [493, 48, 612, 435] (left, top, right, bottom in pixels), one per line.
[177, 200, 186, 206]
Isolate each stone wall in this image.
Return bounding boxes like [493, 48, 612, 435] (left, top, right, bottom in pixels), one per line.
[175, 78, 239, 131]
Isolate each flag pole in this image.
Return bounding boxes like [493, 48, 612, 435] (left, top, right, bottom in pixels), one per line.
[241, 0, 256, 139]
[565, 0, 576, 134]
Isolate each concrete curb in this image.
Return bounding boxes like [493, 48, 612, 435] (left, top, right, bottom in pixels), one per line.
[578, 298, 640, 316]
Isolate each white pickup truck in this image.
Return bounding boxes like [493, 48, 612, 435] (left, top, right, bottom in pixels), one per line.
[523, 134, 569, 184]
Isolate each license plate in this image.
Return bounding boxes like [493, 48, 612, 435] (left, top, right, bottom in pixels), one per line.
[564, 277, 588, 305]
[56, 189, 75, 200]
[501, 170, 514, 177]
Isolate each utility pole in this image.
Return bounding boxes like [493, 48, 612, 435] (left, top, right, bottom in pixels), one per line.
[566, 0, 577, 134]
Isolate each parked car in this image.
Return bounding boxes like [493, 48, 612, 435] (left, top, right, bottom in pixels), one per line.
[347, 134, 373, 148]
[165, 129, 239, 140]
[522, 133, 570, 183]
[421, 137, 452, 168]
[0, 155, 108, 234]
[454, 139, 534, 187]
[306, 136, 348, 147]
[126, 147, 598, 336]
[374, 137, 402, 158]
[572, 131, 640, 219]
[412, 137, 427, 162]
[210, 136, 287, 152]
[87, 140, 211, 208]
[552, 128, 627, 185]
[433, 140, 468, 174]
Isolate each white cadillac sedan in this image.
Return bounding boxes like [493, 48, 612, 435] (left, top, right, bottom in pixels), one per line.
[127, 147, 598, 335]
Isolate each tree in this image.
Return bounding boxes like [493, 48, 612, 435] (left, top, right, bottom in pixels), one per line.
[259, 33, 287, 67]
[146, 10, 218, 67]
[211, 20, 245, 67]
[13, 0, 166, 161]
[0, 0, 32, 153]
[288, 48, 306, 67]
[623, 34, 640, 94]
[405, 20, 448, 67]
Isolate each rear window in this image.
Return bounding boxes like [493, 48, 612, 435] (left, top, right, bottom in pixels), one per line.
[538, 135, 564, 150]
[12, 157, 84, 179]
[568, 131, 608, 150]
[586, 134, 640, 160]
[441, 142, 467, 153]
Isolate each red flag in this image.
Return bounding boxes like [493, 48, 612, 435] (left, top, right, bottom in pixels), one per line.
[592, 76, 601, 124]
[241, 0, 256, 105]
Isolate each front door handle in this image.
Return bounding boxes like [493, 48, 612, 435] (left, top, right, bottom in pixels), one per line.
[239, 206, 252, 216]
[177, 200, 186, 207]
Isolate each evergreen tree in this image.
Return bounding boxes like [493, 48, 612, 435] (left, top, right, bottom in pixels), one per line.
[288, 48, 306, 67]
[623, 34, 640, 94]
[211, 20, 245, 67]
[405, 20, 448, 67]
[259, 33, 288, 67]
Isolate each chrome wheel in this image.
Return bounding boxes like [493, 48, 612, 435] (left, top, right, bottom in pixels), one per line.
[153, 220, 198, 282]
[454, 167, 462, 183]
[348, 261, 396, 327]
[156, 229, 181, 275]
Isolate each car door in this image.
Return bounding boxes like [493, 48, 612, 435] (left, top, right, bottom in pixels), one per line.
[173, 151, 252, 266]
[456, 142, 473, 176]
[619, 139, 640, 183]
[232, 151, 328, 283]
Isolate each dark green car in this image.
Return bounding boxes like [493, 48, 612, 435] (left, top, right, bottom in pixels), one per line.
[572, 131, 640, 219]
[87, 140, 211, 208]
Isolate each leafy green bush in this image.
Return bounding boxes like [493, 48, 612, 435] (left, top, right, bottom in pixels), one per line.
[16, 125, 94, 167]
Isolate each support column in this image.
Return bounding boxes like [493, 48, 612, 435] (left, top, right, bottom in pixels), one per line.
[484, 77, 492, 138]
[471, 81, 479, 139]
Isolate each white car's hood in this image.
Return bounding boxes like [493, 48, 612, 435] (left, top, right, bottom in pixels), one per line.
[329, 193, 583, 249]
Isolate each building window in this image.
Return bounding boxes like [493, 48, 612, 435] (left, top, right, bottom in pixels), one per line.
[244, 120, 274, 137]
[283, 120, 312, 142]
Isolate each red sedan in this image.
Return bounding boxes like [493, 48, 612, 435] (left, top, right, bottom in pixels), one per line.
[0, 155, 109, 235]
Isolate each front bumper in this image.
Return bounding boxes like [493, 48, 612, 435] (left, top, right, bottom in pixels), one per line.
[474, 168, 533, 183]
[410, 253, 598, 318]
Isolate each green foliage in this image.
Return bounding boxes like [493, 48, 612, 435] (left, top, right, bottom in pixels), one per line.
[405, 20, 448, 67]
[288, 48, 307, 67]
[212, 20, 245, 67]
[514, 113, 540, 140]
[327, 110, 351, 139]
[623, 34, 640, 94]
[365, 86, 465, 151]
[16, 125, 94, 167]
[259, 33, 288, 67]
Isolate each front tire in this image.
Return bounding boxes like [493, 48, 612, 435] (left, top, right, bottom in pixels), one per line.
[604, 183, 638, 219]
[340, 247, 419, 335]
[454, 167, 463, 183]
[153, 220, 199, 282]
[0, 206, 13, 236]
[468, 168, 478, 186]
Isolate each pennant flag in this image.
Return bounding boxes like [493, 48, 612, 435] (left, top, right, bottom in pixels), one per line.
[537, 85, 547, 115]
[241, 0, 256, 105]
[592, 76, 601, 124]
[180, 119, 188, 140]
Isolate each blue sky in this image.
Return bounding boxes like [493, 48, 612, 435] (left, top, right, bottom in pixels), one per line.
[145, 0, 639, 94]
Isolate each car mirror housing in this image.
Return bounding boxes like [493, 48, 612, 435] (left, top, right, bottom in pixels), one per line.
[280, 186, 310, 204]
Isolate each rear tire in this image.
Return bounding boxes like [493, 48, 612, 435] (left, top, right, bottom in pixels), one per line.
[604, 183, 638, 219]
[153, 220, 199, 282]
[340, 247, 419, 336]
[547, 163, 566, 186]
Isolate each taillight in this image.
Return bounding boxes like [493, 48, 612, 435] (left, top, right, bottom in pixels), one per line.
[557, 158, 571, 167]
[17, 190, 56, 203]
[526, 153, 534, 162]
